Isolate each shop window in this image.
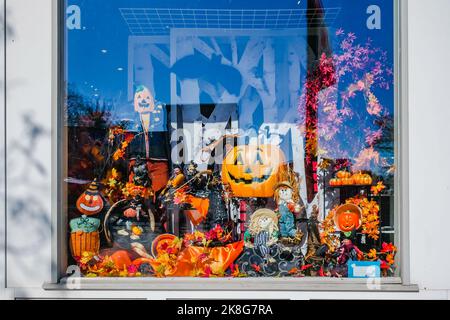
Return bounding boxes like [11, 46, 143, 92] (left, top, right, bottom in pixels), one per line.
[62, 0, 398, 279]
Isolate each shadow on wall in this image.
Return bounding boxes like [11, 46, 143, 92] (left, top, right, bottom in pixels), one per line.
[4, 112, 54, 287]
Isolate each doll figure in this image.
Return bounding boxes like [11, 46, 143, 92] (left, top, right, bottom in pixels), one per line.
[184, 161, 208, 197]
[131, 156, 151, 188]
[336, 238, 363, 265]
[160, 165, 185, 198]
[206, 171, 229, 230]
[305, 204, 327, 261]
[244, 209, 279, 262]
[274, 182, 302, 239]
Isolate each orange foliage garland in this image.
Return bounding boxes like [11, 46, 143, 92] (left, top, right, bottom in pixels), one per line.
[321, 196, 381, 247]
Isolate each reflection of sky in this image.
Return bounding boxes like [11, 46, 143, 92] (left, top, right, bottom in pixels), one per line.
[67, 0, 393, 104]
[66, 0, 394, 167]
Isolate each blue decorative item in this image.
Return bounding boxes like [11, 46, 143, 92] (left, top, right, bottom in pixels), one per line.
[274, 181, 302, 239]
[347, 260, 381, 278]
[278, 204, 297, 238]
[69, 215, 100, 233]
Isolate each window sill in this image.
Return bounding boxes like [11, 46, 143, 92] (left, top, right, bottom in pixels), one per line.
[43, 277, 419, 292]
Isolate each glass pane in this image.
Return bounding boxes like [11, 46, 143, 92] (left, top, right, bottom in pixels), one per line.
[63, 0, 397, 278]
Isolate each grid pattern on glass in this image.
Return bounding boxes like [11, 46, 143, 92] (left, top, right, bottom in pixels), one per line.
[119, 7, 342, 35]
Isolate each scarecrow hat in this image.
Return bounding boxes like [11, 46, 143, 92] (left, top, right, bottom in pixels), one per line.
[334, 203, 362, 230]
[274, 181, 294, 191]
[251, 208, 278, 224]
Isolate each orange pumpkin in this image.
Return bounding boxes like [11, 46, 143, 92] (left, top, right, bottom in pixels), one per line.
[334, 204, 362, 232]
[222, 144, 286, 198]
[76, 180, 104, 216]
[342, 177, 353, 185]
[337, 170, 351, 179]
[110, 250, 133, 269]
[352, 172, 364, 185]
[362, 174, 373, 185]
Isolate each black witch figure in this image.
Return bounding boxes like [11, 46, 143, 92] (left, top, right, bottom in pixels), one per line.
[131, 156, 152, 188]
[184, 161, 209, 198]
[206, 171, 230, 231]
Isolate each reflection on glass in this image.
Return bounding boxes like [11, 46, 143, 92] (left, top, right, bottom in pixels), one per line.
[64, 0, 397, 278]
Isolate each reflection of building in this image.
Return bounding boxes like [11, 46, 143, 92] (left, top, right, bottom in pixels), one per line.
[123, 7, 342, 211]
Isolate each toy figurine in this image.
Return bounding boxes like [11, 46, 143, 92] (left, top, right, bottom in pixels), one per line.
[206, 171, 230, 230]
[160, 165, 185, 198]
[274, 182, 303, 241]
[69, 215, 101, 258]
[184, 161, 209, 197]
[76, 179, 104, 216]
[336, 238, 363, 265]
[244, 209, 279, 262]
[334, 203, 362, 242]
[130, 156, 152, 188]
[305, 205, 328, 261]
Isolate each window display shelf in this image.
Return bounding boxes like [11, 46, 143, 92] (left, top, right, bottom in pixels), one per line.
[44, 277, 418, 292]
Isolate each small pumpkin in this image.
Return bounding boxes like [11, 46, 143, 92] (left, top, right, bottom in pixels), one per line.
[111, 250, 133, 269]
[76, 179, 104, 216]
[222, 144, 286, 198]
[353, 172, 364, 185]
[342, 177, 353, 185]
[334, 203, 362, 232]
[337, 170, 351, 179]
[362, 174, 373, 185]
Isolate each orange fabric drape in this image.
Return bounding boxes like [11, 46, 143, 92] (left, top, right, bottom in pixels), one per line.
[184, 195, 209, 225]
[149, 241, 244, 277]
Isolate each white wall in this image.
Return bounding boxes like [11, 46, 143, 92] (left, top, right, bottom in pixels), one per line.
[4, 0, 53, 289]
[1, 0, 450, 299]
[407, 0, 450, 291]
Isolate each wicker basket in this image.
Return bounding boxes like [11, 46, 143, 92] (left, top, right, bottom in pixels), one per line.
[104, 199, 157, 250]
[70, 231, 100, 258]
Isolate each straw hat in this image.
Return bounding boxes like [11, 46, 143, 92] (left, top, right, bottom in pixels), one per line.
[274, 181, 294, 191]
[251, 208, 278, 224]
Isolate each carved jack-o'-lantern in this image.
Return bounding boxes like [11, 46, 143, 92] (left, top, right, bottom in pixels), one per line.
[134, 85, 155, 114]
[76, 179, 104, 216]
[222, 144, 286, 198]
[334, 204, 362, 232]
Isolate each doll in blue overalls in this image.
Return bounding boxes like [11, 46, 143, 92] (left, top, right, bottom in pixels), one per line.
[274, 182, 302, 239]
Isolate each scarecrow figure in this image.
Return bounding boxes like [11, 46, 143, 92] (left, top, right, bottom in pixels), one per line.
[244, 209, 279, 262]
[274, 182, 303, 241]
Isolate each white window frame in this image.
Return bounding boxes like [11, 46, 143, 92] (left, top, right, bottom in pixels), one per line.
[45, 0, 416, 292]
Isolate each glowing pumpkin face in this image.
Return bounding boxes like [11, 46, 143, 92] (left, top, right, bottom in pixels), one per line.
[134, 86, 155, 114]
[76, 180, 104, 216]
[222, 144, 286, 198]
[334, 204, 362, 232]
